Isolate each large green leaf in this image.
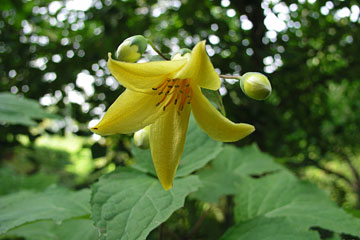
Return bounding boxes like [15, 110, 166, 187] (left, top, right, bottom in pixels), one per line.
[131, 115, 223, 177]
[0, 187, 91, 234]
[0, 168, 58, 196]
[220, 216, 320, 240]
[2, 219, 97, 240]
[234, 172, 360, 237]
[0, 92, 59, 126]
[192, 144, 283, 202]
[91, 168, 201, 240]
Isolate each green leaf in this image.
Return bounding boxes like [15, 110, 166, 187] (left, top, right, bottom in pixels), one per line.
[91, 168, 201, 240]
[202, 88, 226, 116]
[234, 172, 360, 237]
[192, 144, 283, 203]
[325, 233, 342, 240]
[0, 187, 91, 234]
[2, 219, 97, 240]
[220, 216, 321, 240]
[0, 168, 58, 196]
[0, 92, 60, 126]
[131, 115, 223, 177]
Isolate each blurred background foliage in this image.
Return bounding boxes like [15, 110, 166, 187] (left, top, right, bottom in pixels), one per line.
[0, 0, 359, 229]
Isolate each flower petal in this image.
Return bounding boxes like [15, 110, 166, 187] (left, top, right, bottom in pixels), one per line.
[149, 103, 191, 190]
[191, 87, 255, 142]
[90, 89, 166, 135]
[107, 53, 187, 92]
[176, 41, 220, 90]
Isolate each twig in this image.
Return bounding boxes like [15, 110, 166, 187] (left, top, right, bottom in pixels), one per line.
[158, 222, 164, 240]
[338, 149, 360, 188]
[186, 208, 210, 240]
[310, 160, 353, 187]
[335, 148, 360, 208]
[148, 40, 170, 60]
[219, 74, 241, 80]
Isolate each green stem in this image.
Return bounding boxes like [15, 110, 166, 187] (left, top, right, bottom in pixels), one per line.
[219, 74, 241, 80]
[147, 40, 170, 61]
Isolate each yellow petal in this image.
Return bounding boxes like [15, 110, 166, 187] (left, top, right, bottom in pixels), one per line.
[107, 53, 186, 92]
[175, 41, 220, 90]
[90, 89, 166, 135]
[191, 87, 255, 142]
[149, 102, 191, 190]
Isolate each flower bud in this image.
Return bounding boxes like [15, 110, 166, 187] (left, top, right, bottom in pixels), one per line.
[171, 48, 191, 60]
[115, 35, 148, 62]
[133, 126, 150, 149]
[240, 72, 272, 100]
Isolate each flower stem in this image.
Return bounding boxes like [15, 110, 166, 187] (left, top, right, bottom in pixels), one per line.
[219, 74, 241, 80]
[148, 40, 170, 61]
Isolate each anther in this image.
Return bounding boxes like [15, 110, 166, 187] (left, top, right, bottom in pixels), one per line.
[154, 78, 192, 113]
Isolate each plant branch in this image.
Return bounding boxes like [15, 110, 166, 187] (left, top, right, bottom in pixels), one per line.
[338, 150, 360, 188]
[186, 208, 209, 240]
[219, 74, 241, 80]
[158, 222, 164, 240]
[312, 160, 353, 187]
[147, 40, 170, 61]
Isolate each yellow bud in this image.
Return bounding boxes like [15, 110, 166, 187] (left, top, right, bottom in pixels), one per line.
[133, 126, 150, 149]
[115, 35, 147, 62]
[240, 72, 272, 100]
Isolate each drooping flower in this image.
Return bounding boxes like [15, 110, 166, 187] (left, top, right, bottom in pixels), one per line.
[90, 41, 255, 190]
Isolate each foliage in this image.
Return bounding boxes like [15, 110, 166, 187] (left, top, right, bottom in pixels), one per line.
[91, 169, 200, 240]
[1, 119, 360, 239]
[191, 144, 284, 203]
[0, 187, 91, 234]
[0, 92, 59, 126]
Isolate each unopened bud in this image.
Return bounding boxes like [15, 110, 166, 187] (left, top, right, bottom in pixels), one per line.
[115, 35, 147, 62]
[240, 72, 272, 100]
[171, 48, 191, 60]
[133, 126, 150, 149]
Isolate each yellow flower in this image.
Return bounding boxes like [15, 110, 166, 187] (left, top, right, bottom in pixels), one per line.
[90, 41, 255, 190]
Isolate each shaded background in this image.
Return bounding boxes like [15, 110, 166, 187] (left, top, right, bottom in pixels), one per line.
[0, 0, 359, 217]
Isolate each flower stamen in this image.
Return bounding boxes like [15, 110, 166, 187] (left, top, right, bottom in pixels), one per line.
[154, 78, 192, 114]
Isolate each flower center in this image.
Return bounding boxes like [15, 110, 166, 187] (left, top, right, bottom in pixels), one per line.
[152, 78, 193, 115]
